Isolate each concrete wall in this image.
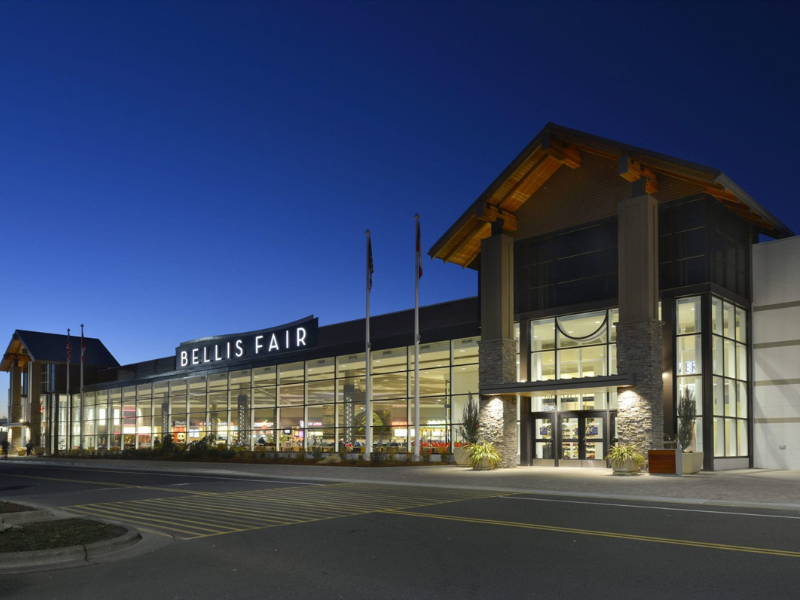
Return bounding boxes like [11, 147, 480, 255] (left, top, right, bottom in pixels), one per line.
[752, 236, 800, 470]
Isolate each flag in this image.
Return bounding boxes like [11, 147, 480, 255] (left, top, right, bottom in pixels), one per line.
[81, 327, 86, 363]
[66, 330, 71, 364]
[416, 216, 422, 279]
[367, 234, 374, 292]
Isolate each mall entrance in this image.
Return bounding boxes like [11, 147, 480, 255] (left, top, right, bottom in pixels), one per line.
[531, 411, 614, 467]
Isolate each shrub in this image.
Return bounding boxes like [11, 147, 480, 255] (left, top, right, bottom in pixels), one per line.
[605, 444, 645, 466]
[467, 442, 500, 469]
[677, 389, 697, 452]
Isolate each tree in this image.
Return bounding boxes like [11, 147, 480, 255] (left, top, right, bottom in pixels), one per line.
[677, 389, 697, 452]
[457, 393, 480, 445]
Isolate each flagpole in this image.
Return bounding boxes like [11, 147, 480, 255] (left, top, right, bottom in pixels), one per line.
[64, 329, 70, 455]
[80, 324, 85, 450]
[414, 214, 421, 461]
[365, 230, 373, 457]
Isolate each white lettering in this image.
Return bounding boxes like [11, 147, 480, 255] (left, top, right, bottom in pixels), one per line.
[235, 339, 244, 357]
[192, 348, 199, 365]
[255, 335, 264, 354]
[286, 329, 290, 348]
[203, 347, 210, 363]
[227, 342, 231, 359]
[296, 327, 307, 346]
[180, 351, 188, 367]
[269, 333, 279, 351]
[214, 345, 222, 361]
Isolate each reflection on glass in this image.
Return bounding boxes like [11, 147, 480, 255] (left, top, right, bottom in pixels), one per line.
[677, 335, 701, 375]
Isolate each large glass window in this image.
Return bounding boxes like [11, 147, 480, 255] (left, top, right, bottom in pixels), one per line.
[530, 309, 617, 381]
[711, 297, 748, 458]
[79, 335, 481, 455]
[676, 296, 703, 453]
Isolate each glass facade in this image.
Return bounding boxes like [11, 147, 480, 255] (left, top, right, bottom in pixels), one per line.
[711, 297, 749, 458]
[673, 294, 750, 458]
[530, 308, 618, 382]
[59, 336, 479, 452]
[675, 296, 704, 453]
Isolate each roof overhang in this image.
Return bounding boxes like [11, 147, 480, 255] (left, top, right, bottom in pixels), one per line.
[481, 374, 635, 397]
[430, 123, 793, 268]
[1, 333, 30, 372]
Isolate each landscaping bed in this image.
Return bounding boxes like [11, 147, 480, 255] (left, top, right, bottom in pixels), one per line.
[0, 519, 127, 553]
[49, 449, 456, 466]
[0, 501, 36, 514]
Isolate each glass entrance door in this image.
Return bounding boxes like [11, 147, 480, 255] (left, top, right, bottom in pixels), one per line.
[558, 412, 607, 467]
[532, 415, 555, 465]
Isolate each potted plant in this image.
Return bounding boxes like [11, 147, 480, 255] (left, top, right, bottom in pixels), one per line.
[606, 444, 645, 475]
[467, 441, 500, 470]
[455, 393, 480, 466]
[678, 389, 703, 474]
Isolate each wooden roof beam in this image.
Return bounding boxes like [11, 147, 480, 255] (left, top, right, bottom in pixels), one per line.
[619, 156, 658, 194]
[441, 219, 488, 264]
[476, 203, 518, 231]
[542, 138, 581, 169]
[704, 186, 740, 203]
[460, 240, 484, 270]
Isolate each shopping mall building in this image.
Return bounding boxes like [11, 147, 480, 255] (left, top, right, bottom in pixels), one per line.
[4, 123, 800, 471]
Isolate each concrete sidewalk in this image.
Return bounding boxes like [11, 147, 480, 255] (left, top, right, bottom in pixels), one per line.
[5, 456, 800, 511]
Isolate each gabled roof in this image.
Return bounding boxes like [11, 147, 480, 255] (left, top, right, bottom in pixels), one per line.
[430, 123, 793, 268]
[1, 330, 119, 371]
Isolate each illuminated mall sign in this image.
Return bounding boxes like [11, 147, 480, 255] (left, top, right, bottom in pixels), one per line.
[176, 316, 318, 370]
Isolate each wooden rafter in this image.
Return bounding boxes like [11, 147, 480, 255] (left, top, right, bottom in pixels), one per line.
[542, 138, 581, 169]
[498, 154, 563, 211]
[460, 237, 486, 270]
[442, 219, 488, 264]
[704, 186, 740, 203]
[476, 203, 518, 231]
[619, 156, 658, 194]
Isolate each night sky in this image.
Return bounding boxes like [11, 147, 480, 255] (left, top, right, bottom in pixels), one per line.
[2, 1, 799, 415]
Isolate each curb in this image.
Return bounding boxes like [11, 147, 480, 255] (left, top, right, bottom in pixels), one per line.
[0, 525, 141, 574]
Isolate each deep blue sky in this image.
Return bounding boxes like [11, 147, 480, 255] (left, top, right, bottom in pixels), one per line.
[2, 1, 799, 416]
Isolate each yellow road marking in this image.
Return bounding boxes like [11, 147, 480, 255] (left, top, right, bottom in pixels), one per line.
[73, 504, 234, 535]
[64, 483, 510, 539]
[7, 473, 210, 495]
[386, 510, 800, 558]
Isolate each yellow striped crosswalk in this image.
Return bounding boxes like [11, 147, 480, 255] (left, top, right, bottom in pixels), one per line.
[65, 483, 507, 539]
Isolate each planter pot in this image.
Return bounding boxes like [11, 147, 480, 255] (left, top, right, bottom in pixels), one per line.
[454, 447, 470, 466]
[648, 450, 676, 474]
[472, 457, 497, 471]
[610, 458, 641, 475]
[681, 451, 704, 474]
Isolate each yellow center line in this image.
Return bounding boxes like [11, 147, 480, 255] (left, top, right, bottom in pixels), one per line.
[384, 510, 800, 558]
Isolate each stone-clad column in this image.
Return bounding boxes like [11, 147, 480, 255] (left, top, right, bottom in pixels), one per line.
[616, 194, 664, 460]
[29, 361, 42, 449]
[478, 223, 518, 468]
[9, 360, 23, 448]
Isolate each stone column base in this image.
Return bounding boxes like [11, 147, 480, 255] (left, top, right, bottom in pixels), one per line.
[479, 395, 517, 468]
[616, 319, 664, 459]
